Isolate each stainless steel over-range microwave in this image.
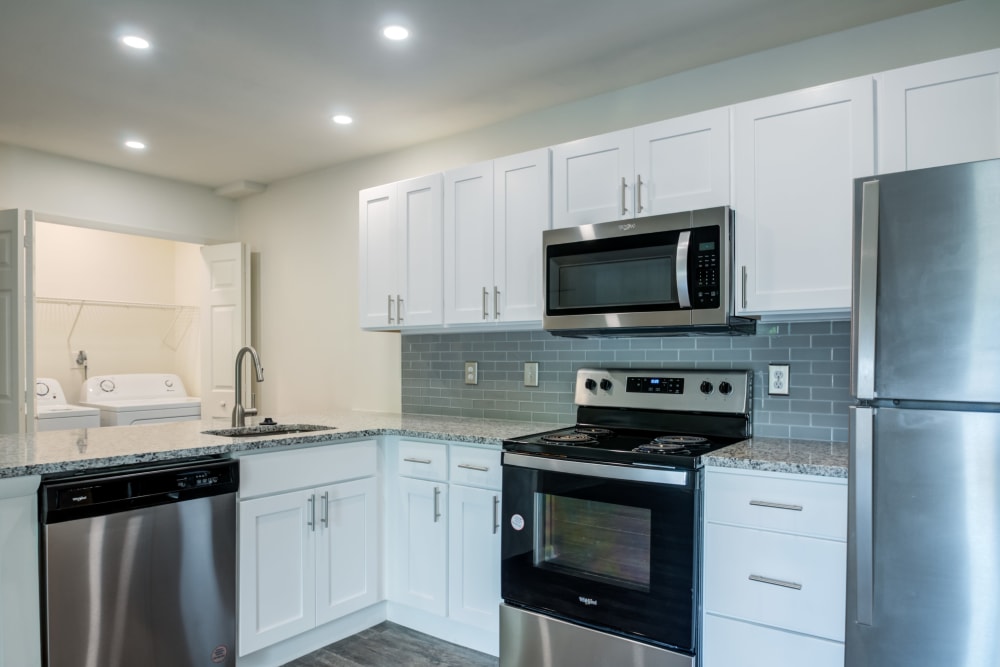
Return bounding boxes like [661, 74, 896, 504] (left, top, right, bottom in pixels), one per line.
[542, 207, 755, 337]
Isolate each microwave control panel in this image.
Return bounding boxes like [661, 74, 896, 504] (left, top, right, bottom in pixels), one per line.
[688, 226, 721, 309]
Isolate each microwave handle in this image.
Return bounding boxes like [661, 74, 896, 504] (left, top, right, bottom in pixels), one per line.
[676, 230, 691, 309]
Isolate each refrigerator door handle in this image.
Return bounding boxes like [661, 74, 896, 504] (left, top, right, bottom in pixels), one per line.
[850, 406, 874, 626]
[852, 179, 879, 401]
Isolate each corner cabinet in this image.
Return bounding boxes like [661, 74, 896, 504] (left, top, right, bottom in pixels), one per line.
[443, 149, 551, 326]
[878, 48, 1000, 174]
[733, 77, 874, 318]
[237, 441, 380, 656]
[702, 468, 847, 667]
[359, 174, 443, 329]
[551, 108, 730, 228]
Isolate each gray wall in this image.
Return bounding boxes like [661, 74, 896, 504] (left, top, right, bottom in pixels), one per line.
[402, 321, 850, 442]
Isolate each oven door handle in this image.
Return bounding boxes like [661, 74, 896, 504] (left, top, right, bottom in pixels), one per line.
[676, 230, 691, 309]
[502, 452, 691, 486]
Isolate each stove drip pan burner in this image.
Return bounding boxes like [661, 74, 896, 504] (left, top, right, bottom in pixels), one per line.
[574, 426, 614, 438]
[542, 433, 598, 445]
[633, 434, 710, 455]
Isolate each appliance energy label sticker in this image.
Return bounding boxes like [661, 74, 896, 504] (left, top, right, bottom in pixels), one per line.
[510, 514, 525, 531]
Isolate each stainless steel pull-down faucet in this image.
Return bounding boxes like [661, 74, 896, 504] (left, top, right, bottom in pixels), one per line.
[232, 345, 264, 427]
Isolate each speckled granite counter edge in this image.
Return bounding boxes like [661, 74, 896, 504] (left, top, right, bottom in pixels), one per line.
[704, 436, 848, 478]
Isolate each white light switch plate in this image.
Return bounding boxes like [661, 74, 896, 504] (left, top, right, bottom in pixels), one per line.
[768, 364, 790, 395]
[524, 362, 539, 387]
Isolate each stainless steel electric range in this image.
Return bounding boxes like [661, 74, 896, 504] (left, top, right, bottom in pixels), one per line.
[499, 367, 752, 667]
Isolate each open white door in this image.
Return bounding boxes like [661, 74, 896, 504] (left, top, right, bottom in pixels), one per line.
[0, 209, 33, 434]
[200, 242, 251, 425]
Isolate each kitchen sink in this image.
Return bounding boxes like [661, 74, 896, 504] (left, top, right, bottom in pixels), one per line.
[203, 423, 335, 437]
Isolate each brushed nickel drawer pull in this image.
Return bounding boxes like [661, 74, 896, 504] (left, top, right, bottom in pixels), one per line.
[403, 457, 433, 465]
[320, 492, 329, 528]
[433, 486, 441, 523]
[749, 574, 802, 590]
[457, 463, 490, 472]
[750, 500, 803, 512]
[493, 495, 500, 535]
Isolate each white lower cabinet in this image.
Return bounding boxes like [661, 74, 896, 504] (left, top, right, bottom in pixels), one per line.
[702, 468, 847, 667]
[0, 476, 42, 667]
[238, 441, 380, 656]
[387, 439, 502, 654]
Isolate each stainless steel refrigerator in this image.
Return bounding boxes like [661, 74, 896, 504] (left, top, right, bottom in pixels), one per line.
[847, 158, 1000, 666]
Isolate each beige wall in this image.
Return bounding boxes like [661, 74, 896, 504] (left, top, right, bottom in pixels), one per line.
[237, 0, 1000, 416]
[33, 222, 202, 405]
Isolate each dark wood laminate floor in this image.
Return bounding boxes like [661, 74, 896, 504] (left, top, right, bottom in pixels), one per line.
[282, 622, 499, 667]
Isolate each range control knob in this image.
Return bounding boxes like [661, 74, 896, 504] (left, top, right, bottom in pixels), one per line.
[719, 381, 733, 395]
[700, 381, 714, 394]
[600, 379, 613, 391]
[585, 378, 597, 391]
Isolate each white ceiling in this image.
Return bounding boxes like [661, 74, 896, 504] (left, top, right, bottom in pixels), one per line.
[0, 0, 954, 190]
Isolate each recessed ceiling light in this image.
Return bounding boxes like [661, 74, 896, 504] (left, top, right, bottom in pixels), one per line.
[332, 115, 353, 125]
[382, 25, 409, 41]
[121, 35, 150, 50]
[124, 140, 147, 150]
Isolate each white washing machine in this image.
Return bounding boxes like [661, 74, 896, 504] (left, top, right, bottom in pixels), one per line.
[79, 373, 202, 426]
[35, 378, 101, 431]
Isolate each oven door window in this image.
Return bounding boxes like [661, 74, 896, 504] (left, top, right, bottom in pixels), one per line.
[501, 464, 697, 653]
[546, 233, 679, 315]
[536, 494, 651, 592]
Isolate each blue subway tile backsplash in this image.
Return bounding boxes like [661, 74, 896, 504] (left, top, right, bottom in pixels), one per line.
[401, 321, 851, 442]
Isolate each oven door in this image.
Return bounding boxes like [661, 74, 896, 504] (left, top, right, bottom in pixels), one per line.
[501, 452, 698, 653]
[542, 208, 729, 333]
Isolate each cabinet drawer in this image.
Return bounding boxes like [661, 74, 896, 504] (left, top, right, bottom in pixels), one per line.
[703, 523, 846, 641]
[703, 614, 843, 667]
[449, 445, 501, 489]
[397, 440, 448, 481]
[705, 469, 846, 540]
[240, 440, 377, 499]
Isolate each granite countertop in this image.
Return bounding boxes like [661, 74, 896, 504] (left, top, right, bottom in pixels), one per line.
[0, 411, 556, 479]
[1, 412, 848, 480]
[706, 437, 849, 478]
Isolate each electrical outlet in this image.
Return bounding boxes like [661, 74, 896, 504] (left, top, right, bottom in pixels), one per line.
[768, 364, 790, 395]
[524, 362, 539, 387]
[464, 361, 478, 385]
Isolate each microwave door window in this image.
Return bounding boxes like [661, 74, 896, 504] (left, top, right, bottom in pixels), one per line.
[549, 245, 678, 313]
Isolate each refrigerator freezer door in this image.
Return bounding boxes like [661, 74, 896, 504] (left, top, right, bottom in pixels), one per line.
[853, 158, 1000, 404]
[846, 406, 1000, 667]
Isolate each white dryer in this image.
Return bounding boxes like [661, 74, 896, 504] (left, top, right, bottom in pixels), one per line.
[79, 373, 202, 426]
[35, 378, 101, 431]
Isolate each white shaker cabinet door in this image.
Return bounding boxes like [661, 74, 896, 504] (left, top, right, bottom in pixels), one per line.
[315, 477, 381, 626]
[358, 184, 399, 329]
[238, 489, 316, 655]
[551, 129, 634, 228]
[878, 49, 1000, 174]
[634, 107, 730, 216]
[733, 77, 874, 316]
[447, 484, 501, 632]
[494, 148, 551, 324]
[391, 476, 449, 615]
[444, 161, 495, 324]
[397, 174, 444, 327]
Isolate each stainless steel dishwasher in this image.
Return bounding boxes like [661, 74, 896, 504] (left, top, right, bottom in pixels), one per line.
[40, 457, 239, 667]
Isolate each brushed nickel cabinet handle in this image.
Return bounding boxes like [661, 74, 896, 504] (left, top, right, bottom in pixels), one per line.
[387, 294, 395, 325]
[494, 286, 500, 320]
[321, 491, 329, 528]
[749, 500, 804, 512]
[621, 176, 628, 216]
[482, 287, 489, 320]
[493, 495, 500, 535]
[396, 294, 403, 324]
[457, 463, 490, 472]
[433, 486, 441, 523]
[403, 457, 432, 465]
[636, 174, 644, 214]
[307, 494, 316, 531]
[741, 265, 748, 310]
[749, 574, 802, 591]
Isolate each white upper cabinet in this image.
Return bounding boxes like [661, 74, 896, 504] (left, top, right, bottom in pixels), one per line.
[733, 77, 875, 317]
[358, 174, 443, 329]
[552, 109, 730, 229]
[444, 149, 551, 325]
[878, 49, 1000, 174]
